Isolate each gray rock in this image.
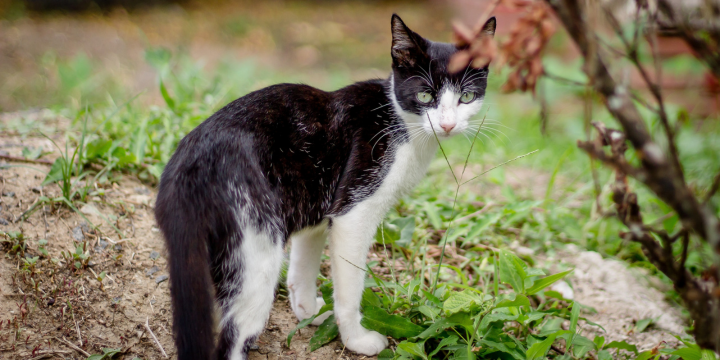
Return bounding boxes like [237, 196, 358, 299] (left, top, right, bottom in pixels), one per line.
[71, 226, 84, 241]
[149, 251, 160, 260]
[0, 218, 8, 226]
[114, 244, 122, 251]
[146, 266, 160, 277]
[155, 275, 169, 284]
[2, 191, 15, 197]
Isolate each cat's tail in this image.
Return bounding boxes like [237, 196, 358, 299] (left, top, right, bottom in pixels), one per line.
[155, 188, 217, 360]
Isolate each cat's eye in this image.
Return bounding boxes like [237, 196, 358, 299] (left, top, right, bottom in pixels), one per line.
[460, 92, 476, 104]
[416, 92, 433, 104]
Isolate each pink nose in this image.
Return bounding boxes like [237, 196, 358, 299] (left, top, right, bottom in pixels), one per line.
[440, 123, 456, 133]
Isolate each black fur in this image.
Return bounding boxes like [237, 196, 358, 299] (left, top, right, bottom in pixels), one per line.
[155, 14, 495, 360]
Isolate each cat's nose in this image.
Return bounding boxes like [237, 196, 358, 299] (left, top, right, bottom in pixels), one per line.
[440, 123, 456, 133]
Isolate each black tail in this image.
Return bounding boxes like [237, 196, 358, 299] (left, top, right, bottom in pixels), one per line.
[155, 182, 217, 360]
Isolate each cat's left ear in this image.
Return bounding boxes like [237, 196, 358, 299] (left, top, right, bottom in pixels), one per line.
[391, 14, 428, 68]
[481, 16, 497, 37]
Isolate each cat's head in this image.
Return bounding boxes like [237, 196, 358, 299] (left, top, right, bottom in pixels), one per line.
[389, 14, 496, 139]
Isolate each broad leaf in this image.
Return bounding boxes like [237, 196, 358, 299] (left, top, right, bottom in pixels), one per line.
[428, 335, 458, 358]
[309, 314, 339, 351]
[286, 303, 332, 346]
[495, 294, 530, 309]
[498, 250, 526, 293]
[526, 331, 570, 360]
[605, 340, 638, 354]
[360, 305, 424, 339]
[43, 158, 66, 186]
[443, 290, 484, 315]
[571, 335, 596, 358]
[397, 340, 428, 360]
[525, 270, 574, 295]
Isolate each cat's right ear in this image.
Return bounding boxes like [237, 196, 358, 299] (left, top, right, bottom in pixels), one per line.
[391, 14, 427, 68]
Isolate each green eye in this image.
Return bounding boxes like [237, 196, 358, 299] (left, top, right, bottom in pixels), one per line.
[416, 92, 433, 104]
[460, 92, 476, 104]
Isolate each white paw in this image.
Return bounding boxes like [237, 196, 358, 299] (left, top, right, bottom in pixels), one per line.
[342, 327, 389, 356]
[292, 295, 332, 325]
[310, 298, 332, 325]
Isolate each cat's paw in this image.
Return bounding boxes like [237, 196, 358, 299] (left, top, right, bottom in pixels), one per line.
[342, 328, 389, 356]
[292, 296, 332, 325]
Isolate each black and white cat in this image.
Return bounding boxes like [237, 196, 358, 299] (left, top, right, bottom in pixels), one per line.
[155, 14, 496, 360]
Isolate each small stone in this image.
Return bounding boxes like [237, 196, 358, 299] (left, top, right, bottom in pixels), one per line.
[149, 251, 160, 260]
[146, 266, 160, 277]
[150, 299, 156, 305]
[249, 344, 259, 351]
[114, 244, 122, 251]
[2, 191, 15, 197]
[31, 187, 42, 194]
[134, 187, 150, 195]
[155, 275, 169, 284]
[47, 297, 55, 306]
[0, 218, 8, 226]
[71, 226, 85, 241]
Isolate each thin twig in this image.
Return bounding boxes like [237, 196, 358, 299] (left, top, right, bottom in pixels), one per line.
[144, 317, 168, 358]
[55, 337, 90, 358]
[460, 150, 539, 186]
[0, 154, 53, 165]
[453, 202, 497, 223]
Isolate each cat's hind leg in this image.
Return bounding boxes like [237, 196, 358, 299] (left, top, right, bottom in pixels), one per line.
[216, 226, 284, 360]
[287, 221, 331, 326]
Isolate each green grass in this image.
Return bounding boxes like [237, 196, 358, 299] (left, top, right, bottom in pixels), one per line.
[4, 47, 720, 359]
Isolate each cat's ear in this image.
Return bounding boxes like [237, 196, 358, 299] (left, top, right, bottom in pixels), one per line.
[481, 16, 497, 37]
[391, 14, 427, 68]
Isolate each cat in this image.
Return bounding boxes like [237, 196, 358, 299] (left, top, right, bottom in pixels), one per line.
[154, 14, 496, 360]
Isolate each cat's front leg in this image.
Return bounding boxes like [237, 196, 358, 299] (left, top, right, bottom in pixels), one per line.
[329, 204, 389, 355]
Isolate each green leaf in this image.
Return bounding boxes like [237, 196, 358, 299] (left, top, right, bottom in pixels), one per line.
[378, 349, 395, 360]
[526, 331, 570, 360]
[498, 250, 526, 293]
[415, 318, 452, 340]
[397, 340, 428, 360]
[635, 317, 654, 333]
[597, 350, 613, 360]
[362, 288, 383, 308]
[593, 335, 605, 350]
[421, 289, 442, 307]
[360, 305, 424, 339]
[495, 294, 531, 309]
[479, 312, 518, 331]
[569, 301, 580, 334]
[43, 158, 66, 186]
[309, 314, 339, 352]
[635, 351, 655, 360]
[525, 270, 574, 295]
[376, 216, 415, 248]
[159, 79, 176, 111]
[423, 203, 443, 229]
[605, 340, 638, 354]
[570, 335, 596, 358]
[481, 339, 524, 360]
[286, 303, 332, 346]
[670, 346, 702, 360]
[443, 290, 484, 315]
[428, 335, 458, 358]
